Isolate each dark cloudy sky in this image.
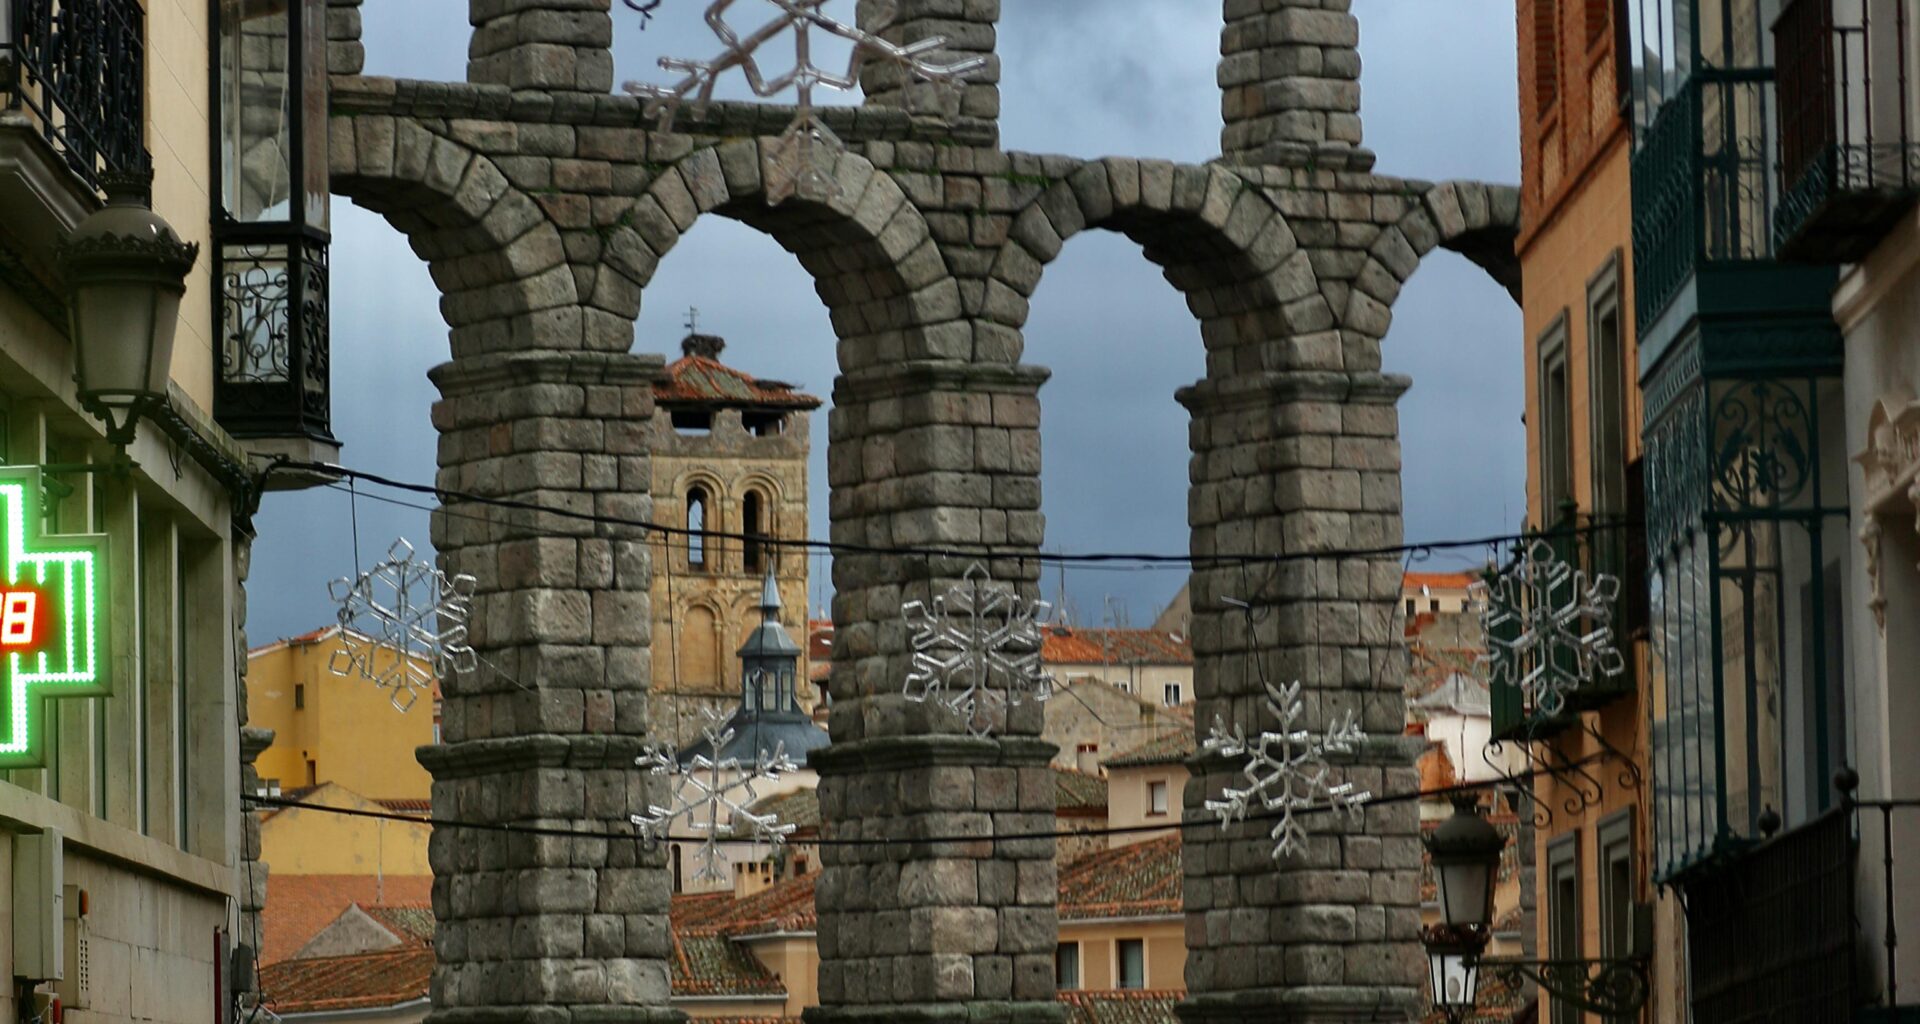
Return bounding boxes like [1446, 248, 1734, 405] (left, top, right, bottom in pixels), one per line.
[250, 1, 1523, 640]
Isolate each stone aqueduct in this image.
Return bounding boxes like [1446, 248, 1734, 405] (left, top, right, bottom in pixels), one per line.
[308, 1, 1522, 1021]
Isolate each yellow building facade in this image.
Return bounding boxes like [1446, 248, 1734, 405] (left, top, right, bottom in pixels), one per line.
[1514, 0, 1671, 1017]
[247, 626, 437, 801]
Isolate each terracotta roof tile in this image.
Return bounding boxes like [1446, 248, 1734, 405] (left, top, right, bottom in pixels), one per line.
[1043, 628, 1192, 666]
[1058, 989, 1184, 1023]
[262, 874, 434, 965]
[675, 872, 820, 937]
[1403, 571, 1481, 593]
[1054, 767, 1108, 813]
[362, 904, 435, 945]
[672, 932, 786, 997]
[656, 355, 822, 410]
[751, 788, 821, 835]
[1058, 834, 1181, 921]
[1104, 728, 1195, 768]
[261, 946, 433, 1014]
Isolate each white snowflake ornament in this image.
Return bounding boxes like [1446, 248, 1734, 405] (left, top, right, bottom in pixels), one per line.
[902, 563, 1053, 738]
[327, 539, 477, 712]
[1203, 680, 1371, 860]
[623, 0, 986, 203]
[632, 705, 800, 883]
[1471, 539, 1626, 719]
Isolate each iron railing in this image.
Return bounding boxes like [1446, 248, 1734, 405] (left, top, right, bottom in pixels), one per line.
[0, 0, 147, 192]
[1774, 0, 1920, 262]
[1680, 783, 1920, 1023]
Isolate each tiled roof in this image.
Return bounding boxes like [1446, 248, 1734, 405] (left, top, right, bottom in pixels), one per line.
[1054, 767, 1108, 813]
[1403, 571, 1481, 593]
[751, 788, 821, 834]
[363, 904, 435, 945]
[1058, 834, 1181, 921]
[261, 874, 434, 965]
[673, 932, 786, 997]
[676, 872, 821, 937]
[1104, 728, 1195, 768]
[656, 354, 821, 410]
[373, 797, 433, 815]
[261, 946, 433, 1014]
[1059, 989, 1183, 1023]
[1043, 628, 1192, 666]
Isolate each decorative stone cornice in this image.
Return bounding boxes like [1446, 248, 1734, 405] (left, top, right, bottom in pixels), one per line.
[834, 360, 1051, 405]
[416, 734, 653, 779]
[429, 350, 668, 397]
[808, 734, 1057, 775]
[1175, 370, 1411, 414]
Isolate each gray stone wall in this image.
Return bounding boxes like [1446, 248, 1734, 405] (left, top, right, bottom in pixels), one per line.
[318, 2, 1524, 1021]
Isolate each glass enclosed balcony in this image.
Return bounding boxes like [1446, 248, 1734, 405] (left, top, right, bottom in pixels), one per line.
[1773, 0, 1920, 262]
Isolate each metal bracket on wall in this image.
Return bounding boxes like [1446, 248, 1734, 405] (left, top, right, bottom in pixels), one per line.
[1481, 956, 1651, 1018]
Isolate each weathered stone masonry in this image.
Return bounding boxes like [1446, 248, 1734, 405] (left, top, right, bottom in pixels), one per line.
[317, 0, 1521, 1021]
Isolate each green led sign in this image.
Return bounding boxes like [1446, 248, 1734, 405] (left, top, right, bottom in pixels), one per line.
[0, 467, 107, 769]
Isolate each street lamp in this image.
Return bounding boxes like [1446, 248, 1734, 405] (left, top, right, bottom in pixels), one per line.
[1421, 795, 1651, 1021]
[58, 169, 200, 448]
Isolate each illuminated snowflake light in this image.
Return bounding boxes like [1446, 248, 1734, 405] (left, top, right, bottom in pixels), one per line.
[327, 539, 477, 712]
[902, 563, 1053, 739]
[1471, 539, 1626, 720]
[1203, 680, 1370, 861]
[623, 0, 986, 203]
[632, 703, 799, 883]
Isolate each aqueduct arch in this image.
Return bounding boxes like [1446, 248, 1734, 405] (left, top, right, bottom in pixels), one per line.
[308, 0, 1524, 1021]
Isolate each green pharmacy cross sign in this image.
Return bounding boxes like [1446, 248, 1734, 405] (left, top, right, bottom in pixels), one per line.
[0, 467, 108, 769]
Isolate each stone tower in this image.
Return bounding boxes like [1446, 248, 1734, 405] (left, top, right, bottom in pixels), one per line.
[648, 331, 821, 746]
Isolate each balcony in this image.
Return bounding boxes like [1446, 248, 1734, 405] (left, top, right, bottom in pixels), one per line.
[1679, 790, 1920, 1023]
[0, 0, 148, 193]
[1774, 0, 1920, 263]
[1487, 514, 1641, 742]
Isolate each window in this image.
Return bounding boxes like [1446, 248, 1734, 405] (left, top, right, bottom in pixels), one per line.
[671, 410, 712, 435]
[305, 759, 318, 787]
[1055, 942, 1081, 989]
[743, 411, 785, 436]
[1536, 0, 1561, 113]
[1405, 598, 1416, 616]
[1599, 810, 1637, 971]
[1589, 257, 1628, 525]
[1430, 599, 1441, 613]
[687, 487, 709, 570]
[1116, 939, 1146, 989]
[294, 683, 305, 709]
[1163, 683, 1181, 706]
[1147, 780, 1169, 816]
[670, 846, 683, 894]
[1585, 0, 1611, 46]
[1547, 834, 1581, 1024]
[742, 490, 766, 574]
[1538, 315, 1574, 523]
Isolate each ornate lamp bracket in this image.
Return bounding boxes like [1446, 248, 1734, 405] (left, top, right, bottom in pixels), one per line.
[1480, 955, 1651, 1018]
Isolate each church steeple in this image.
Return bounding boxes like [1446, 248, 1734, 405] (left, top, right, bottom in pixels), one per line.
[736, 570, 801, 712]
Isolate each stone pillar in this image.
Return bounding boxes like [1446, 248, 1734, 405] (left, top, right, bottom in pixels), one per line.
[421, 350, 681, 1023]
[1175, 370, 1425, 1023]
[857, 0, 1000, 141]
[807, 359, 1061, 1024]
[327, 0, 365, 76]
[1219, 0, 1372, 170]
[468, 0, 614, 93]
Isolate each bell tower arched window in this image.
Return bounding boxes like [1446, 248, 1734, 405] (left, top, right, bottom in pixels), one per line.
[687, 487, 710, 571]
[743, 490, 767, 574]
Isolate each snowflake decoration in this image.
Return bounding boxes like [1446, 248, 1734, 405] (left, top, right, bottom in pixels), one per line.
[902, 563, 1053, 738]
[327, 539, 477, 712]
[632, 704, 799, 883]
[623, 0, 986, 203]
[1203, 680, 1371, 860]
[1471, 539, 1626, 720]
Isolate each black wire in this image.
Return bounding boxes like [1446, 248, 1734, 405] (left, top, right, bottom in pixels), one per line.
[244, 750, 1611, 847]
[271, 461, 1638, 570]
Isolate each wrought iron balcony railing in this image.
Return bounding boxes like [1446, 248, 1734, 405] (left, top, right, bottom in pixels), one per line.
[1775, 0, 1920, 262]
[1680, 781, 1920, 1024]
[0, 0, 148, 193]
